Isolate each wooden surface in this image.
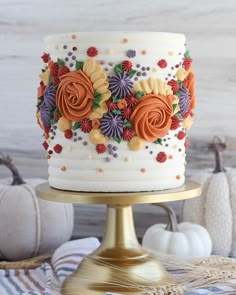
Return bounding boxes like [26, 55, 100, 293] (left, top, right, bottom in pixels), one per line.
[1, 0, 236, 239]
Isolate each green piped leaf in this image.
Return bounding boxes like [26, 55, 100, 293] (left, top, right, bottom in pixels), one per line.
[176, 112, 183, 120]
[76, 60, 84, 70]
[178, 80, 183, 88]
[184, 51, 191, 58]
[41, 69, 46, 73]
[73, 122, 81, 130]
[49, 75, 53, 84]
[51, 118, 57, 126]
[94, 91, 102, 101]
[112, 109, 121, 115]
[135, 91, 145, 99]
[154, 138, 162, 145]
[114, 64, 123, 73]
[175, 91, 180, 97]
[173, 104, 178, 113]
[114, 137, 122, 144]
[57, 58, 64, 67]
[112, 96, 121, 103]
[38, 95, 43, 101]
[123, 119, 131, 127]
[54, 107, 61, 117]
[92, 101, 101, 110]
[36, 102, 42, 110]
[127, 69, 137, 78]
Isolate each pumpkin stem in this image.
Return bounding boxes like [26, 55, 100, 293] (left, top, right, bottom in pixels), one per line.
[0, 154, 25, 185]
[155, 203, 178, 232]
[209, 136, 227, 173]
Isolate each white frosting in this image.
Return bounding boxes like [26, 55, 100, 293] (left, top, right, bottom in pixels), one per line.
[43, 31, 188, 192]
[47, 126, 185, 192]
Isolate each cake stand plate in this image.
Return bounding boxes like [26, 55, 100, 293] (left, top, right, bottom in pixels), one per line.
[36, 181, 201, 295]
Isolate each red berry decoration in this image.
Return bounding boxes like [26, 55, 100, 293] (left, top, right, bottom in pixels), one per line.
[157, 59, 167, 68]
[167, 79, 179, 93]
[122, 107, 132, 119]
[126, 95, 138, 107]
[183, 58, 192, 70]
[122, 60, 132, 72]
[40, 81, 46, 92]
[182, 111, 190, 119]
[156, 152, 167, 163]
[54, 144, 63, 154]
[184, 139, 190, 148]
[106, 100, 117, 112]
[177, 131, 186, 140]
[80, 118, 92, 133]
[53, 76, 60, 86]
[41, 53, 50, 63]
[87, 46, 98, 57]
[96, 144, 106, 154]
[64, 129, 73, 139]
[170, 116, 180, 130]
[49, 62, 59, 77]
[42, 141, 49, 150]
[122, 128, 133, 141]
[58, 65, 70, 77]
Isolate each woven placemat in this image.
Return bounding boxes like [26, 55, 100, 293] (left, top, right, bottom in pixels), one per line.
[0, 253, 52, 269]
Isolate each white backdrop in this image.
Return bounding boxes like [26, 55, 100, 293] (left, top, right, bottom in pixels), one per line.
[0, 0, 236, 151]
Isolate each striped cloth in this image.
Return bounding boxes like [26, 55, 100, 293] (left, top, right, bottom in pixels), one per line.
[0, 237, 235, 295]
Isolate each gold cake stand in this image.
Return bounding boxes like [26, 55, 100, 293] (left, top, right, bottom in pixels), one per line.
[36, 180, 201, 295]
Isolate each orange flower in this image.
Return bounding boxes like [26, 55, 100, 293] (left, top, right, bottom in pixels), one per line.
[117, 99, 128, 110]
[130, 94, 175, 142]
[92, 119, 100, 129]
[184, 70, 196, 111]
[56, 70, 94, 122]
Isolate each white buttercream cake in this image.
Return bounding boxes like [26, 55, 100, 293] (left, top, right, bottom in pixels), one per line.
[36, 32, 195, 192]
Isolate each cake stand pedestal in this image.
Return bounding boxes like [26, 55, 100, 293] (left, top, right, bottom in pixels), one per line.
[36, 180, 201, 295]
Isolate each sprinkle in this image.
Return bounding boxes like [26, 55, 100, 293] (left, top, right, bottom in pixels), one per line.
[122, 38, 128, 43]
[168, 155, 173, 160]
[113, 153, 118, 158]
[168, 51, 174, 56]
[177, 131, 186, 140]
[68, 52, 72, 56]
[106, 48, 114, 55]
[54, 44, 59, 50]
[98, 168, 104, 173]
[63, 45, 67, 49]
[72, 46, 77, 51]
[83, 141, 88, 145]
[176, 175, 181, 180]
[67, 145, 72, 152]
[64, 129, 73, 139]
[140, 168, 146, 173]
[126, 50, 136, 58]
[124, 157, 129, 162]
[105, 157, 110, 163]
[112, 146, 118, 151]
[47, 155, 51, 160]
[141, 50, 147, 55]
[61, 166, 67, 171]
[42, 141, 49, 150]
[71, 34, 77, 39]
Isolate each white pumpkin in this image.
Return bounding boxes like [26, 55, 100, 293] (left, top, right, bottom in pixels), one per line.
[0, 155, 74, 261]
[183, 137, 236, 256]
[143, 204, 212, 257]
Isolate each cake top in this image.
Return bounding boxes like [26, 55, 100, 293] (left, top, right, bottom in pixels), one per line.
[37, 31, 194, 152]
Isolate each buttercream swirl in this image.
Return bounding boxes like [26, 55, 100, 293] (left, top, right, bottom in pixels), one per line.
[56, 70, 94, 122]
[178, 85, 190, 115]
[40, 102, 51, 128]
[109, 72, 133, 98]
[184, 70, 196, 111]
[100, 112, 124, 138]
[130, 94, 175, 142]
[44, 84, 56, 110]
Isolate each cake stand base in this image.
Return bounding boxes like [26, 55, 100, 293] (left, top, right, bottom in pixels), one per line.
[62, 205, 174, 295]
[36, 181, 201, 295]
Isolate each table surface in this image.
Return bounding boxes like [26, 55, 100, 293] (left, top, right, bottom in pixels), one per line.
[36, 180, 201, 205]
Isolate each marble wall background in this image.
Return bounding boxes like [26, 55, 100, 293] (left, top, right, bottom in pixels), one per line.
[0, 0, 236, 165]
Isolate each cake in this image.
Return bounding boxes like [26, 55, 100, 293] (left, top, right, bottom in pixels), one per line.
[36, 32, 195, 192]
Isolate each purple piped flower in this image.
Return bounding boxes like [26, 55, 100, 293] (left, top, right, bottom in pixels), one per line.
[40, 102, 51, 128]
[109, 72, 133, 98]
[178, 85, 190, 115]
[44, 84, 56, 110]
[127, 50, 136, 58]
[100, 112, 124, 138]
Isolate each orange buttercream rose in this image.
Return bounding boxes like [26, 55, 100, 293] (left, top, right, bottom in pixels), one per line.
[130, 94, 175, 142]
[56, 70, 95, 122]
[184, 70, 196, 111]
